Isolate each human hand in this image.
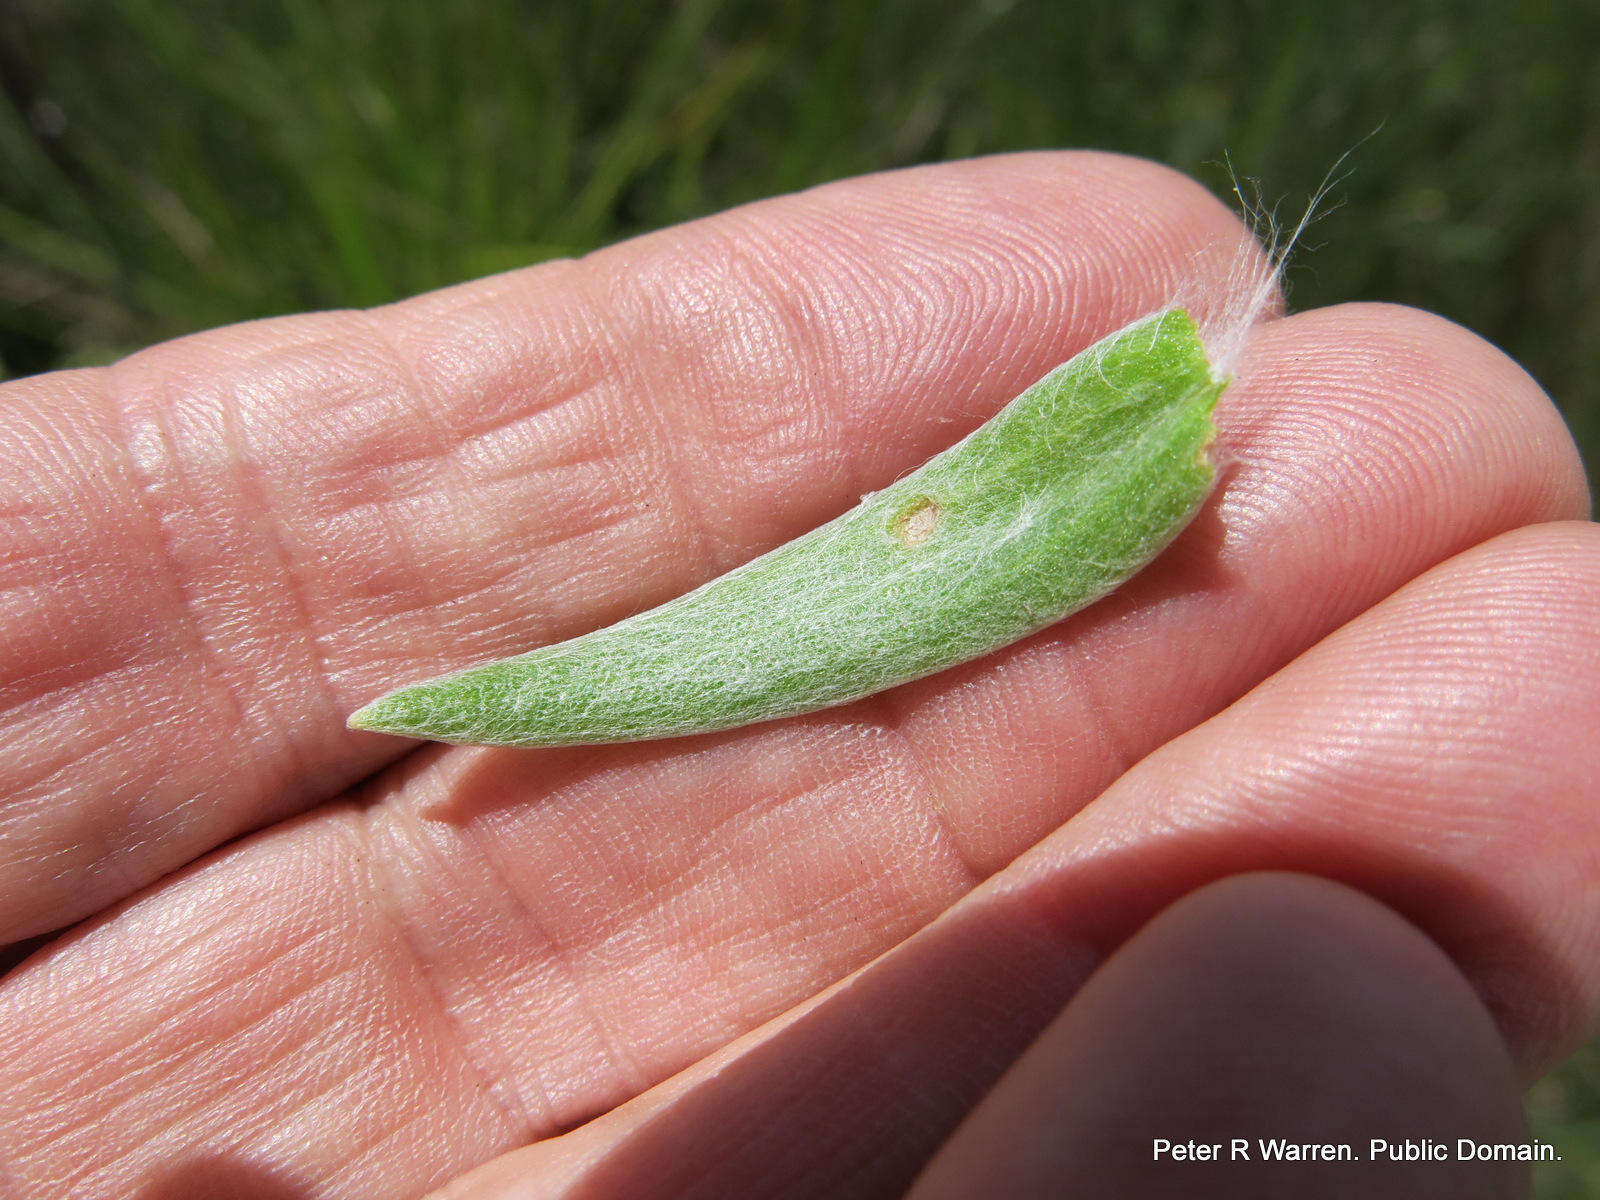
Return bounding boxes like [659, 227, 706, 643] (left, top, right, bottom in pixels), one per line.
[0, 153, 1594, 1199]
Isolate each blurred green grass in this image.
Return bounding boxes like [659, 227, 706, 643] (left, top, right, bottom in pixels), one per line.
[2, 0, 1597, 494]
[0, 0, 1596, 1188]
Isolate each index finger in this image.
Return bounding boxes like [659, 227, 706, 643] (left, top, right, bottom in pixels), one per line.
[0, 152, 1264, 943]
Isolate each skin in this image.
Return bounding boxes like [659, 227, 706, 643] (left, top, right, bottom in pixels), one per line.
[0, 151, 1595, 1198]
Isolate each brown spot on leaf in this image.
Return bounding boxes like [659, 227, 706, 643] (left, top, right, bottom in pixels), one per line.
[892, 496, 941, 547]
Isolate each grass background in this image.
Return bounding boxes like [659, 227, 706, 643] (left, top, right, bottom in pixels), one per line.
[1, 0, 1596, 1189]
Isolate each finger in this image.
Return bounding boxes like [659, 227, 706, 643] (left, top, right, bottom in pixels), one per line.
[908, 874, 1527, 1200]
[432, 875, 1528, 1200]
[433, 524, 1597, 1200]
[0, 151, 1263, 945]
[1047, 521, 1600, 1077]
[0, 369, 1588, 1200]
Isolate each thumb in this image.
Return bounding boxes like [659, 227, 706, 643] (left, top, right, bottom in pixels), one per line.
[908, 872, 1530, 1200]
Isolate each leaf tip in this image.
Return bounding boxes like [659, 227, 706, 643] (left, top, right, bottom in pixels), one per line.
[347, 694, 407, 737]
